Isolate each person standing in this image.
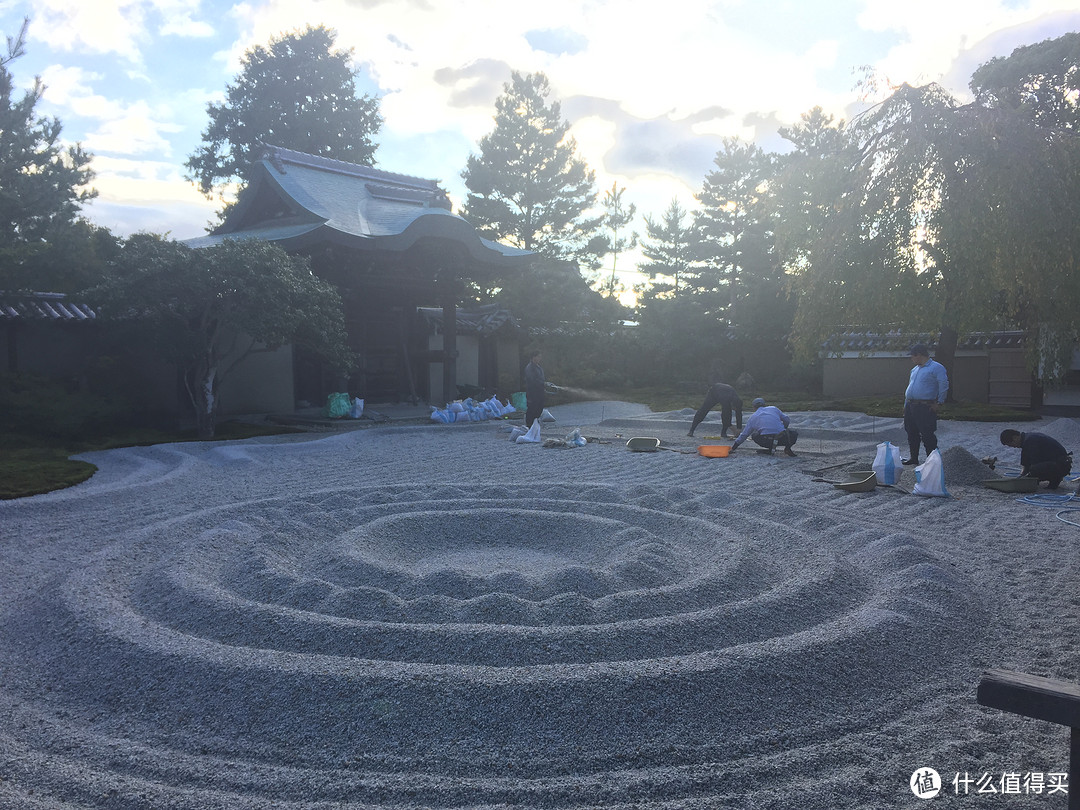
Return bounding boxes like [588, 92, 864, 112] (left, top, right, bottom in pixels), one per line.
[687, 382, 743, 439]
[999, 429, 1073, 489]
[729, 397, 798, 457]
[903, 343, 949, 465]
[523, 349, 545, 428]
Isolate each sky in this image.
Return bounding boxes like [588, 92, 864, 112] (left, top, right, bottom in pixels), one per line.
[4, 0, 1080, 291]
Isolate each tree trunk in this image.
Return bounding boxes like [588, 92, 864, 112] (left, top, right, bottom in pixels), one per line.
[186, 365, 219, 439]
[936, 324, 959, 404]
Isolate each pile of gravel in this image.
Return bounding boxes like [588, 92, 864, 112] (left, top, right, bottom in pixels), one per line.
[940, 445, 998, 485]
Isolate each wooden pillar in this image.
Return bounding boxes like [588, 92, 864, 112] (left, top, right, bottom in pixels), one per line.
[439, 275, 459, 403]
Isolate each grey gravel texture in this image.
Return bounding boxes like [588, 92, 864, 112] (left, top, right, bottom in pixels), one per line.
[1, 404, 1078, 808]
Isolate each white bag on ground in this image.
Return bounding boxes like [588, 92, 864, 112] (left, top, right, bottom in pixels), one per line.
[540, 408, 556, 423]
[515, 420, 542, 443]
[913, 449, 949, 497]
[349, 397, 364, 419]
[872, 440, 902, 485]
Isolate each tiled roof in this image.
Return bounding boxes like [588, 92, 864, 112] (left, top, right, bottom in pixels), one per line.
[0, 292, 96, 321]
[185, 146, 532, 267]
[822, 330, 1026, 353]
[416, 304, 521, 336]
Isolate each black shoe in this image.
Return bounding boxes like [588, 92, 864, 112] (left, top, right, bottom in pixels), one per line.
[902, 458, 918, 466]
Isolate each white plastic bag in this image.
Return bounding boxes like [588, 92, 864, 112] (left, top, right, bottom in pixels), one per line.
[565, 428, 587, 447]
[913, 449, 949, 497]
[872, 440, 902, 485]
[515, 420, 542, 443]
[349, 397, 364, 419]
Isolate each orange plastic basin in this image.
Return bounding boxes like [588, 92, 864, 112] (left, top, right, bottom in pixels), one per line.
[698, 444, 731, 458]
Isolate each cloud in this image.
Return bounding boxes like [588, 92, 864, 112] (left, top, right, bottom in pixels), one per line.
[31, 0, 149, 61]
[432, 58, 514, 108]
[525, 27, 588, 56]
[562, 94, 726, 188]
[158, 11, 215, 38]
[82, 154, 218, 237]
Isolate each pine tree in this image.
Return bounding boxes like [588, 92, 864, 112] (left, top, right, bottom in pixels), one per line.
[461, 72, 601, 267]
[598, 182, 638, 297]
[638, 198, 694, 297]
[185, 25, 381, 206]
[0, 18, 96, 286]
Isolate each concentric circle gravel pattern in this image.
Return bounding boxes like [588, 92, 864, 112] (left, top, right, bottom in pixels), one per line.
[1, 474, 982, 808]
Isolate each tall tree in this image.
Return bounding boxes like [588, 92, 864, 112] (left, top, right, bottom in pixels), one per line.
[185, 25, 381, 206]
[781, 81, 1080, 386]
[633, 197, 734, 383]
[461, 71, 602, 267]
[970, 32, 1080, 132]
[597, 181, 638, 298]
[0, 17, 96, 288]
[694, 137, 778, 315]
[638, 198, 695, 298]
[94, 236, 353, 438]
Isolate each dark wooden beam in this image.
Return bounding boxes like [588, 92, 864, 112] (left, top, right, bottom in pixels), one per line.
[978, 669, 1080, 728]
[977, 669, 1079, 809]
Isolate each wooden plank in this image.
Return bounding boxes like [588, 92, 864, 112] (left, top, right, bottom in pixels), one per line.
[977, 669, 1080, 728]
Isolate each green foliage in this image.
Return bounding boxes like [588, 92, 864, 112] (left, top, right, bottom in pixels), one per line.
[7, 218, 120, 293]
[0, 373, 138, 442]
[0, 18, 96, 288]
[461, 72, 602, 268]
[970, 32, 1080, 132]
[185, 24, 381, 206]
[638, 198, 695, 298]
[694, 138, 778, 304]
[596, 182, 638, 297]
[634, 139, 794, 386]
[94, 236, 354, 437]
[778, 76, 1080, 385]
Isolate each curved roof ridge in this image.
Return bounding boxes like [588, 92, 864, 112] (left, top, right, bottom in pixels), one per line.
[263, 145, 442, 192]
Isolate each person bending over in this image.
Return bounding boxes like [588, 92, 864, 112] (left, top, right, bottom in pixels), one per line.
[999, 429, 1073, 490]
[730, 398, 798, 457]
[688, 382, 743, 439]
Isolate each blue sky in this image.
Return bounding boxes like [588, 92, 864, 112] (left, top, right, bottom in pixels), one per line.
[3, 0, 1080, 287]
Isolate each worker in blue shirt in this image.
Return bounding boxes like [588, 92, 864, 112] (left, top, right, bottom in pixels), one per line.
[730, 397, 798, 457]
[902, 343, 949, 465]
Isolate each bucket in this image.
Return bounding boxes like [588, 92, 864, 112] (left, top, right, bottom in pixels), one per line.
[698, 444, 731, 458]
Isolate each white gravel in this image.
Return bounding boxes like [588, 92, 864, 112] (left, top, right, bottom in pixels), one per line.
[0, 404, 1078, 808]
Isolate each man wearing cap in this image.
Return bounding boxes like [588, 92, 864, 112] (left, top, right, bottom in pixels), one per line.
[902, 343, 949, 465]
[729, 398, 799, 457]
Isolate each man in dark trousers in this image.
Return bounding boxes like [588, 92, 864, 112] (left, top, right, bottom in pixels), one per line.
[523, 349, 545, 428]
[999, 429, 1073, 490]
[902, 343, 949, 465]
[687, 382, 743, 439]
